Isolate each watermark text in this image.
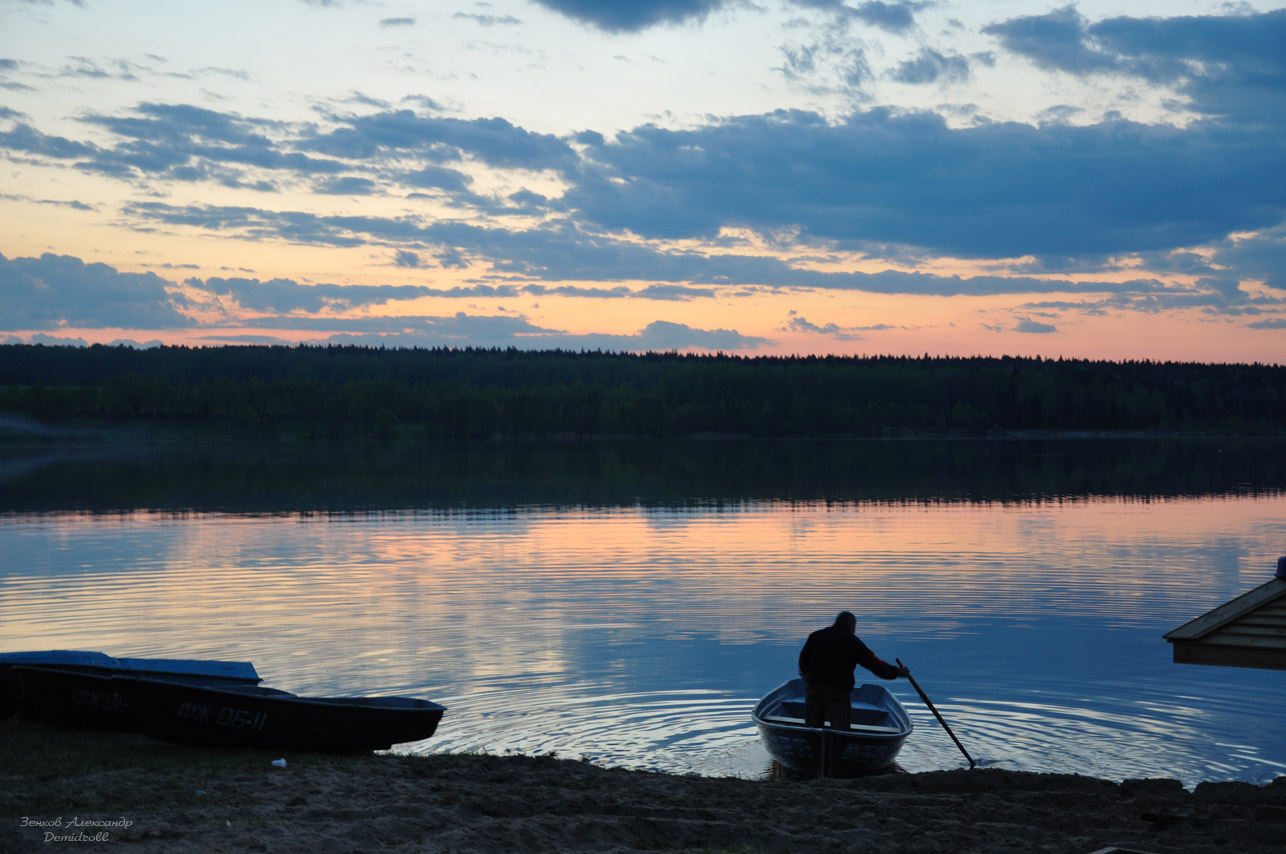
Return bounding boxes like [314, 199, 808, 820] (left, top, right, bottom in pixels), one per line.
[20, 816, 133, 843]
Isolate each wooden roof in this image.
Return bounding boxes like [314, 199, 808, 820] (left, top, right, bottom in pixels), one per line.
[1165, 571, 1286, 671]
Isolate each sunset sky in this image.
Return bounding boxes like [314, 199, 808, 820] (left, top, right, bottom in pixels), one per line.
[2, 0, 1284, 361]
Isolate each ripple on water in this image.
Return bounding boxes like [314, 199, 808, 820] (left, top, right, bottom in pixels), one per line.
[398, 683, 767, 777]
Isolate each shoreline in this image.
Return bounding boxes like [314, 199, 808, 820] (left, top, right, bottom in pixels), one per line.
[3, 721, 1283, 853]
[4, 423, 1286, 445]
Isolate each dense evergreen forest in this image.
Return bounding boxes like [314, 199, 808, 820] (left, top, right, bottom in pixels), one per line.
[1, 343, 1283, 439]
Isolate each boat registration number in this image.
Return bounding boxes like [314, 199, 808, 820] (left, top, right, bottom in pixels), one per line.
[177, 701, 269, 731]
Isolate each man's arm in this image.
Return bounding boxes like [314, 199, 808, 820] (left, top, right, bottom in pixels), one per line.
[853, 636, 900, 680]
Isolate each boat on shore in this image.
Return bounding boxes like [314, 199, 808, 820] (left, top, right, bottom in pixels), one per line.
[115, 675, 447, 753]
[753, 679, 912, 777]
[2, 650, 261, 728]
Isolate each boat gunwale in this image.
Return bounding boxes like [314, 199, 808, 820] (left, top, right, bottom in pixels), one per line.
[112, 674, 447, 713]
[752, 679, 913, 740]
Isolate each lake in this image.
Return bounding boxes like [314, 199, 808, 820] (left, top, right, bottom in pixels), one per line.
[1, 437, 1283, 786]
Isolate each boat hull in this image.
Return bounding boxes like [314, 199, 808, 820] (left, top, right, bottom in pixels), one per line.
[116, 676, 446, 753]
[753, 679, 912, 777]
[4, 652, 260, 728]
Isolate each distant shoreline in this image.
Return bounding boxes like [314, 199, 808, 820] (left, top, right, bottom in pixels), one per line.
[4, 430, 1283, 515]
[3, 419, 1285, 446]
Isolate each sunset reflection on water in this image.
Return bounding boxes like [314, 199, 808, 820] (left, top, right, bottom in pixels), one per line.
[2, 494, 1283, 784]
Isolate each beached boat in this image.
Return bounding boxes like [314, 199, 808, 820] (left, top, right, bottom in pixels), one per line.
[2, 650, 261, 727]
[114, 675, 447, 752]
[753, 679, 912, 777]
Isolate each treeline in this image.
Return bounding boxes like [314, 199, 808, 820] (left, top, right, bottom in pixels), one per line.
[1, 343, 1283, 438]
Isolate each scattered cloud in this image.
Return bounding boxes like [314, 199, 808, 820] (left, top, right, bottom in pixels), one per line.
[530, 0, 728, 33]
[784, 314, 864, 340]
[891, 48, 970, 85]
[454, 12, 521, 27]
[3, 4, 1284, 354]
[1014, 317, 1058, 334]
[308, 315, 767, 352]
[985, 7, 1286, 118]
[314, 175, 377, 195]
[300, 109, 579, 172]
[0, 252, 190, 330]
[192, 276, 436, 314]
[0, 192, 94, 211]
[848, 1, 921, 34]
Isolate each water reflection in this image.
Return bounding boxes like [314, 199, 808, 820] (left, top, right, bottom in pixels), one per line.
[2, 437, 1284, 513]
[1, 482, 1284, 786]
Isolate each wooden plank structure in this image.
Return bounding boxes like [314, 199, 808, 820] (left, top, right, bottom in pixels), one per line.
[1164, 557, 1286, 671]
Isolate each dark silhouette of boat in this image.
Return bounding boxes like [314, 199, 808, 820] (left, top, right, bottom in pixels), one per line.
[114, 675, 446, 752]
[2, 650, 260, 728]
[753, 679, 912, 777]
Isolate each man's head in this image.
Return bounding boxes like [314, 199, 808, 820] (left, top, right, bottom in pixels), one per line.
[833, 611, 857, 633]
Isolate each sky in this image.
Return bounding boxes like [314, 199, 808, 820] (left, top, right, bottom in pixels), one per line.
[2, 0, 1285, 361]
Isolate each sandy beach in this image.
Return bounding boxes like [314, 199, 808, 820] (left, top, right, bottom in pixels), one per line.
[2, 720, 1283, 853]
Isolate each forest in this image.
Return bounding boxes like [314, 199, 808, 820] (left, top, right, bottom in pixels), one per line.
[1, 343, 1283, 439]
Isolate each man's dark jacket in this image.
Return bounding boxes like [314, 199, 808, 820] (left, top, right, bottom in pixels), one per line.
[798, 625, 898, 689]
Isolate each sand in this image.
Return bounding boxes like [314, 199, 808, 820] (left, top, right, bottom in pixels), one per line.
[3, 721, 1284, 853]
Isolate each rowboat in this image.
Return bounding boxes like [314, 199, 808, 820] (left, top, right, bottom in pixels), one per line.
[2, 650, 261, 728]
[114, 675, 446, 753]
[753, 679, 912, 777]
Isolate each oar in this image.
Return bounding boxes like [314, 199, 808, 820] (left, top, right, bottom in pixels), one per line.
[897, 659, 976, 769]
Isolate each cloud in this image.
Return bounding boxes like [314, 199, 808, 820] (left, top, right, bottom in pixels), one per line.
[403, 165, 474, 194]
[300, 109, 578, 172]
[566, 104, 1286, 259]
[0, 192, 94, 211]
[891, 48, 970, 85]
[0, 252, 190, 330]
[4, 333, 90, 347]
[849, 1, 920, 34]
[984, 6, 1117, 75]
[634, 284, 715, 301]
[193, 276, 436, 314]
[5, 8, 1283, 275]
[117, 201, 1203, 303]
[986, 7, 1286, 119]
[454, 13, 521, 27]
[784, 314, 864, 340]
[1211, 227, 1286, 290]
[314, 175, 377, 195]
[1014, 317, 1058, 333]
[303, 314, 767, 352]
[194, 334, 297, 345]
[379, 17, 415, 28]
[1017, 268, 1284, 317]
[0, 252, 478, 331]
[0, 123, 97, 159]
[520, 282, 715, 301]
[531, 0, 925, 34]
[6, 102, 348, 184]
[531, 0, 727, 33]
[629, 319, 766, 350]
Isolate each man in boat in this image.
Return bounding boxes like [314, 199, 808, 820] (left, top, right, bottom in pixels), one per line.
[798, 610, 909, 731]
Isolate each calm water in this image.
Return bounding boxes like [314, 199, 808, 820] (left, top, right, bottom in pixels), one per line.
[1, 439, 1283, 786]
